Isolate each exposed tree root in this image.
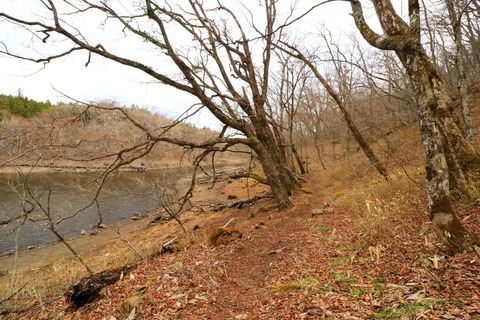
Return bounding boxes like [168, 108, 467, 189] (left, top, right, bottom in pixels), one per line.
[211, 195, 273, 211]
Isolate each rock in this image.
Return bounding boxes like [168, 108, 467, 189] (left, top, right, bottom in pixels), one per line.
[0, 270, 8, 277]
[80, 230, 87, 235]
[176, 238, 194, 250]
[207, 227, 242, 246]
[98, 223, 107, 229]
[227, 194, 238, 199]
[27, 246, 35, 250]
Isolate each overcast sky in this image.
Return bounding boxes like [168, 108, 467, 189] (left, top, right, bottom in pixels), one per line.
[0, 0, 374, 129]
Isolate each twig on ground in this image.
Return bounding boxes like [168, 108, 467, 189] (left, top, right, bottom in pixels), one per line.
[162, 236, 178, 247]
[0, 283, 28, 306]
[113, 228, 145, 260]
[212, 195, 273, 212]
[204, 294, 250, 310]
[223, 218, 236, 228]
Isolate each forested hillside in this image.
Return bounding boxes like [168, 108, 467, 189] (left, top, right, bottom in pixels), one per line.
[0, 97, 235, 168]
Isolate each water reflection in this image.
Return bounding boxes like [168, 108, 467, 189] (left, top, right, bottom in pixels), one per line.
[0, 168, 186, 256]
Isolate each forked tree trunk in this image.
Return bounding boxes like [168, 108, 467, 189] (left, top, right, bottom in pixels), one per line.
[250, 115, 300, 210]
[253, 140, 298, 210]
[349, 0, 479, 253]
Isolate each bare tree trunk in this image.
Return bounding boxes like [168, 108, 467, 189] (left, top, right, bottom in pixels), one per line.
[278, 44, 389, 180]
[253, 140, 298, 210]
[446, 0, 475, 141]
[314, 144, 327, 170]
[349, 0, 479, 253]
[292, 144, 307, 174]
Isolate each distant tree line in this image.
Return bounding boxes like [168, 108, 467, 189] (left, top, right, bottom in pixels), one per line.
[0, 92, 52, 118]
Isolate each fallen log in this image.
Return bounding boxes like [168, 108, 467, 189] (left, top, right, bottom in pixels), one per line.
[211, 195, 273, 211]
[65, 265, 135, 310]
[229, 172, 269, 185]
[66, 239, 177, 310]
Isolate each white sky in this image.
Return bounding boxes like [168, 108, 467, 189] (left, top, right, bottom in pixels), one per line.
[0, 0, 386, 129]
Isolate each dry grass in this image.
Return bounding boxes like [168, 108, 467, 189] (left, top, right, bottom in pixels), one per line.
[0, 211, 203, 311]
[305, 123, 430, 247]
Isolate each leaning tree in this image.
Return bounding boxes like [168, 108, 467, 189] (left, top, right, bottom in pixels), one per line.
[347, 0, 479, 253]
[0, 0, 301, 209]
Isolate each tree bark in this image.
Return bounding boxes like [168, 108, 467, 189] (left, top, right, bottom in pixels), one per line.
[251, 124, 299, 209]
[349, 0, 479, 253]
[445, 0, 475, 142]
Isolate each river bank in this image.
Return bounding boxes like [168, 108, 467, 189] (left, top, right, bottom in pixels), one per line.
[0, 160, 249, 254]
[0, 162, 263, 279]
[0, 162, 193, 174]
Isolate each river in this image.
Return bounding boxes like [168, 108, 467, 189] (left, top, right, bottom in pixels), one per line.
[0, 168, 189, 256]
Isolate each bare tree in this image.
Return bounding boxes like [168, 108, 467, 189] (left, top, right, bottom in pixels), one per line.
[269, 53, 310, 174]
[277, 42, 390, 180]
[445, 0, 474, 141]
[348, 0, 479, 253]
[0, 0, 302, 209]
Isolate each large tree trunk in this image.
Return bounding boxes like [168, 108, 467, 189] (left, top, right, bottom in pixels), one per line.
[250, 112, 300, 209]
[399, 56, 479, 252]
[418, 103, 477, 254]
[252, 139, 299, 210]
[349, 0, 479, 253]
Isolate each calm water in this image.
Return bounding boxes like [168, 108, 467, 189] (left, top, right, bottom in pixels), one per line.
[0, 168, 187, 256]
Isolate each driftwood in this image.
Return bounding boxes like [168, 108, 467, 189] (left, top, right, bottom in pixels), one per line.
[66, 265, 135, 310]
[211, 195, 272, 211]
[66, 239, 177, 310]
[5, 163, 149, 172]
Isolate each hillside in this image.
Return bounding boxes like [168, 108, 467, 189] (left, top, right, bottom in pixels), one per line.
[0, 98, 244, 170]
[0, 93, 478, 319]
